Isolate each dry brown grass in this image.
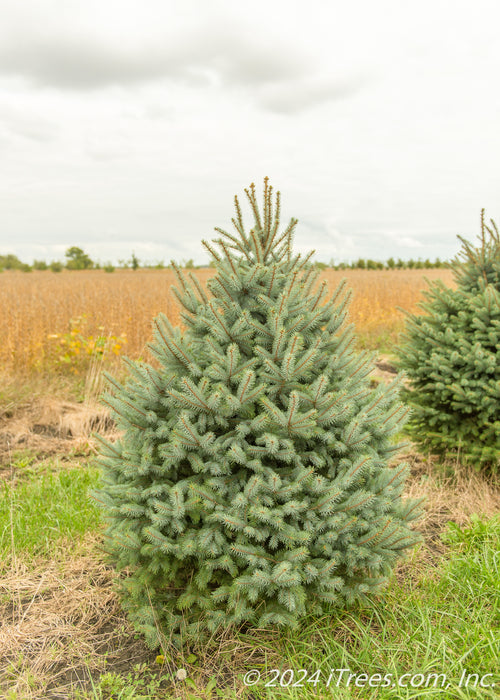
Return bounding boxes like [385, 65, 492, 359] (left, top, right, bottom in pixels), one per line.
[0, 397, 114, 471]
[404, 452, 500, 555]
[0, 529, 278, 698]
[0, 534, 150, 699]
[0, 268, 454, 373]
[320, 267, 455, 345]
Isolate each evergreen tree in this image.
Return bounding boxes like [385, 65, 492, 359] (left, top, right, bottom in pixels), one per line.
[397, 210, 500, 469]
[93, 179, 422, 648]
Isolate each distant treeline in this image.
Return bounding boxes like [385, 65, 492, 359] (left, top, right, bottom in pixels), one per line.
[313, 257, 450, 270]
[0, 247, 450, 273]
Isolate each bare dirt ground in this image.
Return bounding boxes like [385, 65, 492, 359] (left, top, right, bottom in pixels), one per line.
[0, 397, 114, 472]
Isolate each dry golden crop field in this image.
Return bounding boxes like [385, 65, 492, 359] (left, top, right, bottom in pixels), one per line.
[0, 267, 454, 373]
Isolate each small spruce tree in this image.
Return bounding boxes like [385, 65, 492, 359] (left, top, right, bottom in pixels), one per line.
[93, 180, 422, 647]
[397, 210, 500, 469]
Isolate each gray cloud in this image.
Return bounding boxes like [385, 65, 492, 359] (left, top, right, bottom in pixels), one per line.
[258, 74, 369, 114]
[0, 36, 181, 89]
[0, 27, 308, 91]
[0, 20, 367, 114]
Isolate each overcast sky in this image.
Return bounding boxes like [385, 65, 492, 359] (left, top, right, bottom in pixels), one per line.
[1, 0, 499, 265]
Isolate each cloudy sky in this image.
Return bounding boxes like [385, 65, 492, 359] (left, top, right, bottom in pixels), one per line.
[1, 0, 499, 265]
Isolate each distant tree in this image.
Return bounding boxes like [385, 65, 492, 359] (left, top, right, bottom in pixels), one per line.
[104, 263, 115, 273]
[386, 257, 395, 269]
[355, 258, 366, 269]
[130, 252, 140, 270]
[20, 263, 32, 272]
[414, 259, 424, 269]
[0, 254, 23, 270]
[154, 260, 165, 269]
[65, 247, 94, 270]
[50, 261, 63, 272]
[33, 260, 48, 270]
[396, 258, 405, 269]
[314, 261, 327, 270]
[407, 259, 416, 269]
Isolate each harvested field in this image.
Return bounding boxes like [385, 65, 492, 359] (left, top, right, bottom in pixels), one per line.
[0, 268, 454, 373]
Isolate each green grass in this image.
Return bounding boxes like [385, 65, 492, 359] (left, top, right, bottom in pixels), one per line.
[241, 516, 499, 699]
[0, 464, 100, 564]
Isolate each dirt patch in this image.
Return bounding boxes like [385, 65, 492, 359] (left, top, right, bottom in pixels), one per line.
[0, 397, 116, 470]
[405, 450, 500, 534]
[373, 354, 398, 377]
[370, 354, 408, 388]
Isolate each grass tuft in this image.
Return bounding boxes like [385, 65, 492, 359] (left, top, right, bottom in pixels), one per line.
[0, 466, 100, 565]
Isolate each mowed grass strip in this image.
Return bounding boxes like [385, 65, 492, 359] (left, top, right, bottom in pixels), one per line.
[0, 465, 100, 564]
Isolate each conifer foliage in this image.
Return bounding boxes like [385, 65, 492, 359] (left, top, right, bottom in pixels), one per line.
[93, 180, 422, 647]
[397, 211, 500, 469]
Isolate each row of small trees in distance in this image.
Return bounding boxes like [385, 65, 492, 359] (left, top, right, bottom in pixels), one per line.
[1, 247, 450, 273]
[315, 256, 449, 270]
[0, 247, 140, 272]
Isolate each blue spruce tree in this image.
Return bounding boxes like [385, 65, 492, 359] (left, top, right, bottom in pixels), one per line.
[397, 210, 500, 469]
[93, 179, 422, 647]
